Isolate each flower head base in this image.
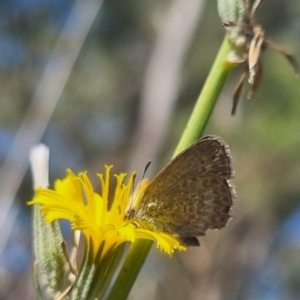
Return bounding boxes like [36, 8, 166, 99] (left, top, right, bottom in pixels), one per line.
[28, 165, 186, 258]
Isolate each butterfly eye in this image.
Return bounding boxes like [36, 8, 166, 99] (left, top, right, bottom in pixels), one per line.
[125, 208, 135, 220]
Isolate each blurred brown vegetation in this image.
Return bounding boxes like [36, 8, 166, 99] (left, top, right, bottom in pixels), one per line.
[0, 0, 300, 299]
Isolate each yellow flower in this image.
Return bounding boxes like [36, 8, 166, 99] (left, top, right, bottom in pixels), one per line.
[28, 165, 186, 259]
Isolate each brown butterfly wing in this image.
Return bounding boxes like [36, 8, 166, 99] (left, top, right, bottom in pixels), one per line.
[133, 136, 235, 245]
[147, 135, 234, 191]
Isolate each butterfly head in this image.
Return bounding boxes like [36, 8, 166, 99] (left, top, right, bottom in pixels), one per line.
[125, 207, 136, 220]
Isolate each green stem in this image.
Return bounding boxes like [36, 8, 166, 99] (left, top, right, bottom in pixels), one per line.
[105, 240, 153, 300]
[106, 36, 234, 300]
[174, 36, 234, 155]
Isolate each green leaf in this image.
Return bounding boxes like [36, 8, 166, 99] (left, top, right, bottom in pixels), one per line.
[33, 204, 68, 298]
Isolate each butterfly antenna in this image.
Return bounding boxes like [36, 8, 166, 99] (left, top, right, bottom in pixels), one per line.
[143, 161, 152, 179]
[127, 161, 152, 218]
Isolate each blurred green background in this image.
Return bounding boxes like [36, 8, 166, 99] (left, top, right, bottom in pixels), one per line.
[0, 0, 300, 299]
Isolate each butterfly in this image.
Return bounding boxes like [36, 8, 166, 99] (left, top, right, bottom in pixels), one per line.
[127, 135, 235, 246]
